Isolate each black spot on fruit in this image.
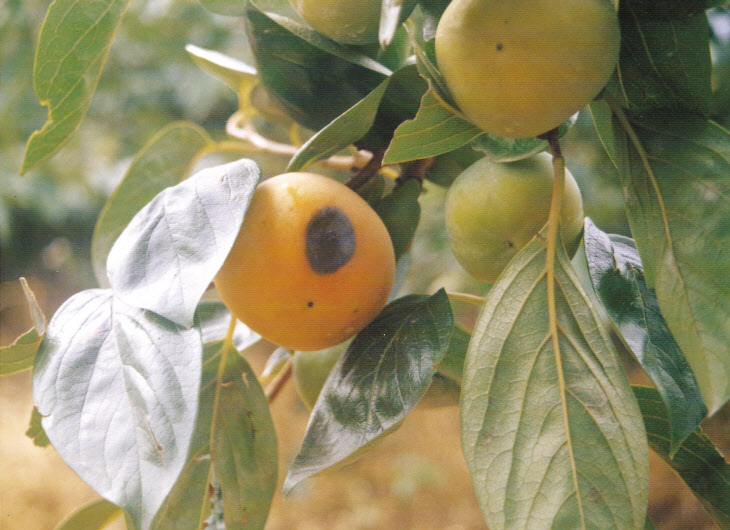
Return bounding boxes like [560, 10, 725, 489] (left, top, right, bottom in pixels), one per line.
[306, 207, 356, 274]
[496, 43, 503, 51]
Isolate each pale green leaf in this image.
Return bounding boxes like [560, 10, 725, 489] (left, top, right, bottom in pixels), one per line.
[92, 121, 213, 286]
[461, 234, 649, 529]
[185, 44, 257, 93]
[22, 0, 129, 172]
[55, 498, 121, 530]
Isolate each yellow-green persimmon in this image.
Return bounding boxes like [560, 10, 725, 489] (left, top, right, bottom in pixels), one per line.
[291, 0, 382, 45]
[215, 172, 395, 351]
[435, 0, 620, 138]
[445, 152, 584, 283]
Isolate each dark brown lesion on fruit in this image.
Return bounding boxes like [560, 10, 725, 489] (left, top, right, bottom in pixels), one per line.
[307, 301, 314, 307]
[305, 207, 356, 274]
[496, 43, 503, 51]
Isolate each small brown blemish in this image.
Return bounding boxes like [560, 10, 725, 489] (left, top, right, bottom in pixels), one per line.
[307, 301, 314, 308]
[496, 43, 503, 51]
[506, 240, 514, 247]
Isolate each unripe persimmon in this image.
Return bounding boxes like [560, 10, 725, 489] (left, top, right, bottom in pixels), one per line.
[445, 153, 584, 283]
[435, 0, 620, 138]
[291, 0, 382, 45]
[215, 172, 395, 351]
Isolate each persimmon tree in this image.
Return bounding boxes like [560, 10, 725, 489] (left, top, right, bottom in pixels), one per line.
[3, 0, 730, 529]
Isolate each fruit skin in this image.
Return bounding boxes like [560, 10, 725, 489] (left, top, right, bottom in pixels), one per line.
[215, 172, 396, 351]
[291, 0, 382, 45]
[445, 152, 584, 283]
[435, 0, 620, 138]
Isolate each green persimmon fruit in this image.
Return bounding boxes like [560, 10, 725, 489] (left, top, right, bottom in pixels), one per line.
[293, 342, 348, 409]
[291, 0, 382, 45]
[445, 152, 584, 283]
[215, 172, 396, 351]
[435, 0, 620, 138]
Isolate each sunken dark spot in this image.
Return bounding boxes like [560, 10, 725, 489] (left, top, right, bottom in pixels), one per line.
[305, 207, 356, 274]
[496, 43, 503, 51]
[506, 240, 514, 248]
[307, 301, 314, 308]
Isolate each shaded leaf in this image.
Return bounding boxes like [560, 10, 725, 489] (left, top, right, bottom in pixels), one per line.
[284, 290, 453, 492]
[107, 158, 260, 328]
[611, 7, 712, 116]
[616, 113, 730, 414]
[22, 0, 129, 172]
[32, 289, 201, 530]
[373, 179, 421, 260]
[212, 342, 278, 529]
[152, 339, 277, 529]
[56, 498, 121, 530]
[582, 218, 706, 453]
[196, 301, 261, 352]
[244, 6, 388, 132]
[634, 385, 730, 529]
[92, 122, 213, 286]
[434, 324, 470, 384]
[461, 233, 649, 529]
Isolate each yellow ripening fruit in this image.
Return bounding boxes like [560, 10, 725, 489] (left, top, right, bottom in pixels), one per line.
[445, 152, 584, 283]
[435, 0, 620, 138]
[290, 0, 382, 45]
[215, 172, 395, 351]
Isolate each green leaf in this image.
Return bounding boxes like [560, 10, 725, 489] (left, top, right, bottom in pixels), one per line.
[212, 342, 278, 530]
[634, 385, 730, 529]
[92, 122, 213, 286]
[284, 290, 453, 492]
[26, 407, 51, 448]
[196, 301, 261, 351]
[1, 277, 46, 375]
[611, 8, 712, 116]
[589, 100, 618, 168]
[582, 219, 706, 453]
[151, 328, 277, 530]
[106, 158, 260, 328]
[185, 44, 257, 93]
[378, 0, 416, 47]
[245, 6, 388, 132]
[615, 113, 730, 414]
[286, 79, 391, 172]
[372, 179, 421, 260]
[21, 0, 129, 173]
[32, 289, 202, 530]
[461, 233, 649, 529]
[434, 324, 470, 384]
[55, 498, 121, 530]
[383, 90, 482, 164]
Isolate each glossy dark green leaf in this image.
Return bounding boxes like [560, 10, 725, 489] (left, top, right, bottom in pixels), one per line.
[106, 158, 260, 328]
[245, 5, 388, 132]
[616, 114, 730, 414]
[582, 219, 706, 453]
[434, 324, 469, 384]
[461, 233, 649, 529]
[22, 0, 129, 172]
[92, 122, 213, 286]
[373, 179, 421, 260]
[610, 7, 711, 116]
[32, 289, 202, 530]
[634, 385, 730, 529]
[284, 290, 453, 492]
[55, 498, 121, 530]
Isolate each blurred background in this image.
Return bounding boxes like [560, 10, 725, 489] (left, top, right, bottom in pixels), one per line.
[2, 1, 729, 528]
